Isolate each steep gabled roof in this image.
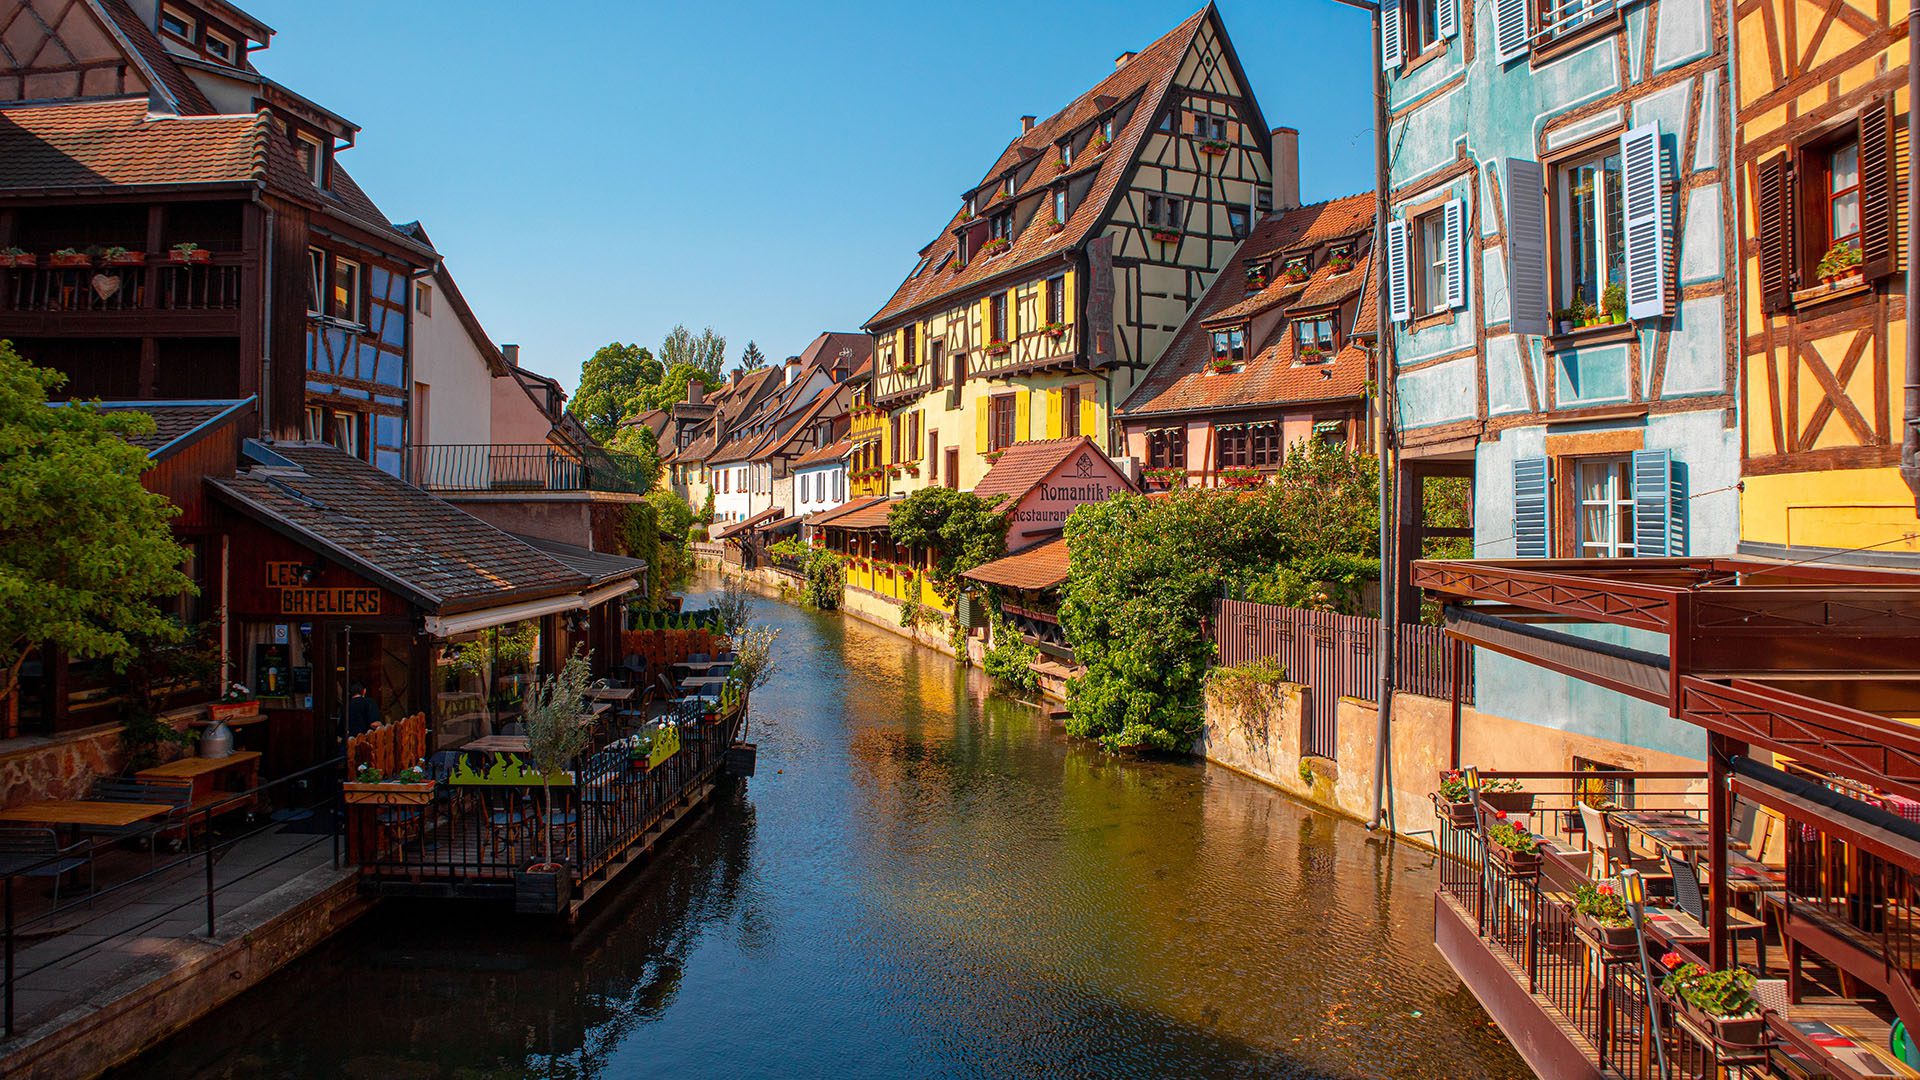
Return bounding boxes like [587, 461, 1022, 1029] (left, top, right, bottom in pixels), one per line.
[794, 438, 851, 470]
[867, 6, 1236, 328]
[1120, 192, 1377, 418]
[0, 97, 268, 190]
[971, 436, 1130, 505]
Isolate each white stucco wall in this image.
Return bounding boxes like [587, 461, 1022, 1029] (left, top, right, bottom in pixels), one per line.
[409, 273, 495, 447]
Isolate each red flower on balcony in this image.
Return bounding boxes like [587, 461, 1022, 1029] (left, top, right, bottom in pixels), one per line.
[1661, 951, 1683, 969]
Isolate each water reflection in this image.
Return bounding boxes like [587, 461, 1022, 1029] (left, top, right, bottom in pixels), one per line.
[114, 575, 1524, 1079]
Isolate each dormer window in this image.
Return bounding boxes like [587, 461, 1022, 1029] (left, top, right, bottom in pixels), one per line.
[1059, 142, 1074, 168]
[1210, 328, 1245, 365]
[1003, 173, 1017, 197]
[204, 29, 235, 63]
[159, 6, 194, 41]
[1101, 117, 1115, 142]
[990, 213, 1013, 243]
[294, 131, 326, 188]
[1296, 316, 1336, 359]
[1053, 188, 1069, 226]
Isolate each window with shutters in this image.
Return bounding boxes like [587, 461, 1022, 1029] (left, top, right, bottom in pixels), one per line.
[1803, 129, 1867, 287]
[900, 325, 916, 371]
[1146, 194, 1184, 228]
[1416, 209, 1450, 314]
[990, 295, 1008, 343]
[1571, 455, 1635, 558]
[989, 396, 1017, 452]
[1408, 0, 1443, 53]
[1046, 276, 1066, 325]
[1062, 386, 1082, 437]
[1553, 146, 1626, 315]
[1148, 428, 1187, 468]
[1761, 100, 1897, 309]
[930, 340, 945, 388]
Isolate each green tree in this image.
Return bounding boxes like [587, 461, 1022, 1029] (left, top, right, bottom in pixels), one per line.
[1058, 440, 1378, 753]
[633, 361, 720, 414]
[0, 341, 195, 726]
[739, 341, 767, 370]
[644, 489, 696, 595]
[567, 342, 662, 442]
[659, 325, 726, 381]
[885, 488, 1009, 603]
[607, 421, 663, 493]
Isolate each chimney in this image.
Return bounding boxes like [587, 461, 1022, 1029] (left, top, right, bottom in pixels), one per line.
[1270, 126, 1301, 212]
[501, 343, 520, 367]
[686, 378, 703, 405]
[1021, 115, 1036, 134]
[1114, 50, 1136, 70]
[785, 355, 802, 386]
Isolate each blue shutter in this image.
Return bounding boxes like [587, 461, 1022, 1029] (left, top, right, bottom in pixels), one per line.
[1631, 449, 1679, 557]
[1504, 158, 1551, 336]
[1381, 1, 1405, 69]
[1443, 197, 1467, 310]
[1438, 0, 1459, 39]
[1387, 218, 1412, 323]
[1514, 457, 1551, 558]
[1494, 0, 1532, 61]
[1621, 123, 1671, 320]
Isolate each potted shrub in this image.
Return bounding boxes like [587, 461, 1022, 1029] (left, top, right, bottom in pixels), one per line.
[1602, 281, 1627, 324]
[1435, 771, 1527, 825]
[208, 682, 261, 723]
[1299, 344, 1327, 364]
[1486, 816, 1541, 876]
[1042, 217, 1065, 235]
[904, 463, 920, 476]
[1816, 241, 1862, 285]
[1572, 882, 1638, 950]
[983, 450, 1005, 463]
[169, 242, 213, 265]
[1660, 957, 1767, 1047]
[1088, 132, 1110, 155]
[985, 339, 1012, 357]
[0, 247, 34, 268]
[1555, 307, 1575, 335]
[99, 245, 144, 266]
[1040, 321, 1067, 339]
[342, 762, 435, 805]
[1151, 228, 1181, 245]
[1571, 295, 1597, 328]
[979, 236, 1011, 259]
[1280, 261, 1310, 285]
[514, 651, 593, 915]
[1053, 154, 1069, 173]
[50, 248, 91, 268]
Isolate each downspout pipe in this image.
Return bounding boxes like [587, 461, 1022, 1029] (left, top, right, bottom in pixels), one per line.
[1903, 0, 1920, 508]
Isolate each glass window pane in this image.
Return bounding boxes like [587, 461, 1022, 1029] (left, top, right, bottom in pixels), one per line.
[1832, 191, 1860, 244]
[1831, 143, 1859, 191]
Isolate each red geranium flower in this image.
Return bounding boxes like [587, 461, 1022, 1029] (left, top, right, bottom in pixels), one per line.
[1494, 809, 1508, 820]
[1596, 882, 1614, 896]
[1661, 951, 1683, 969]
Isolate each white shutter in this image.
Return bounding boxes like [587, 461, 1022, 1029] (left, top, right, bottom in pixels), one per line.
[1621, 123, 1671, 320]
[1504, 158, 1550, 336]
[1387, 218, 1412, 323]
[1631, 449, 1680, 557]
[1443, 197, 1466, 310]
[1438, 0, 1459, 40]
[1381, 1, 1405, 69]
[1513, 458, 1552, 558]
[1494, 0, 1531, 62]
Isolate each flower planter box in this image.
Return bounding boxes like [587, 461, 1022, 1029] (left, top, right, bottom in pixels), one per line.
[1042, 325, 1067, 339]
[1209, 360, 1238, 374]
[1575, 912, 1639, 951]
[103, 252, 145, 266]
[627, 757, 653, 773]
[1281, 273, 1310, 286]
[985, 342, 1012, 357]
[1488, 840, 1541, 877]
[49, 253, 91, 268]
[1671, 998, 1767, 1048]
[1199, 140, 1230, 155]
[208, 699, 261, 723]
[513, 865, 573, 914]
[0, 253, 35, 269]
[1151, 230, 1181, 245]
[1480, 790, 1536, 816]
[343, 780, 435, 806]
[170, 248, 214, 265]
[1442, 799, 1478, 827]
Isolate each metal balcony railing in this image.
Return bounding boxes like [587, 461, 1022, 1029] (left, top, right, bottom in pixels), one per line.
[411, 444, 653, 495]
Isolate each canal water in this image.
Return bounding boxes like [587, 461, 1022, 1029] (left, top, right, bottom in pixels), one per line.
[113, 576, 1527, 1079]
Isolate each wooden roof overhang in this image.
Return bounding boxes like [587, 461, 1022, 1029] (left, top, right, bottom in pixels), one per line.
[1417, 556, 1920, 801]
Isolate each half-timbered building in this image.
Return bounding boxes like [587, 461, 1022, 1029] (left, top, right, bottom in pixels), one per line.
[1117, 191, 1377, 487]
[862, 5, 1282, 497]
[1732, 0, 1916, 566]
[1381, 0, 1739, 768]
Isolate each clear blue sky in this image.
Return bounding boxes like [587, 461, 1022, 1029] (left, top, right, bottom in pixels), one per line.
[243, 0, 1376, 394]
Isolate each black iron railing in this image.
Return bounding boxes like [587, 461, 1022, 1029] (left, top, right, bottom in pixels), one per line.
[410, 444, 653, 495]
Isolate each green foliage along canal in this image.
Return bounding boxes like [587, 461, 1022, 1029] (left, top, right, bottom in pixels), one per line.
[113, 575, 1526, 1079]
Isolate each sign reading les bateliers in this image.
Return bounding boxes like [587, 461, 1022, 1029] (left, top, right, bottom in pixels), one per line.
[266, 561, 383, 616]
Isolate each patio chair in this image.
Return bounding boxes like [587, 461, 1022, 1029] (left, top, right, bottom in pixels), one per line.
[481, 788, 533, 859]
[1581, 802, 1672, 897]
[0, 827, 93, 906]
[619, 654, 648, 684]
[90, 776, 198, 854]
[1667, 852, 1767, 973]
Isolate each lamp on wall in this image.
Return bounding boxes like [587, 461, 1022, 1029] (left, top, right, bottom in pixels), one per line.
[563, 611, 588, 634]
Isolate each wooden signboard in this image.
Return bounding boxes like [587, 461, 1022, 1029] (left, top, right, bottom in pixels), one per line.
[279, 587, 384, 616]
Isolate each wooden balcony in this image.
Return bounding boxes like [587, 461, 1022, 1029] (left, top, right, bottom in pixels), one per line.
[0, 254, 247, 336]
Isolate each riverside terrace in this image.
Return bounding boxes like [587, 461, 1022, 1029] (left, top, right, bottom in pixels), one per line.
[1415, 556, 1920, 1079]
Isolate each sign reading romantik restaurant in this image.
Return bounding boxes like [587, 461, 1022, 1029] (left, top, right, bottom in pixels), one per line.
[1006, 449, 1133, 549]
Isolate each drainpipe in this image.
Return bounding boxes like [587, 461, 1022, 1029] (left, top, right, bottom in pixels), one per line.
[1903, 1, 1920, 508]
[260, 203, 274, 440]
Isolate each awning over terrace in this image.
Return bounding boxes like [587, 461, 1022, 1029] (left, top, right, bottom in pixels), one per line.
[712, 507, 782, 541]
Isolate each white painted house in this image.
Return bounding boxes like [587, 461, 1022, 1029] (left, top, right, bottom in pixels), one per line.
[793, 438, 850, 523]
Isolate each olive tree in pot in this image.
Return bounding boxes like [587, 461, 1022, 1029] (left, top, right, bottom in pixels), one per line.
[514, 649, 593, 914]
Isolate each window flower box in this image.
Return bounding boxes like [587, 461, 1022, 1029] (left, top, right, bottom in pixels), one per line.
[1659, 959, 1766, 1047]
[985, 339, 1012, 357]
[0, 249, 34, 269]
[1572, 884, 1638, 951]
[1088, 133, 1110, 155]
[1198, 138, 1231, 155]
[1244, 271, 1269, 291]
[984, 450, 1005, 463]
[169, 243, 212, 265]
[1220, 467, 1264, 487]
[100, 247, 145, 266]
[49, 249, 91, 268]
[1298, 345, 1328, 364]
[208, 699, 261, 723]
[1485, 819, 1541, 878]
[979, 237, 1011, 259]
[1328, 255, 1355, 275]
[904, 464, 920, 476]
[1043, 218, 1065, 235]
[1150, 229, 1181, 245]
[1280, 263, 1310, 285]
[1040, 322, 1067, 339]
[1143, 467, 1187, 490]
[1209, 357, 1239, 374]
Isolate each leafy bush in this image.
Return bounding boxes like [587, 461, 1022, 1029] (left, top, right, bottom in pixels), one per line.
[1059, 439, 1378, 752]
[1660, 962, 1757, 1019]
[982, 615, 1040, 693]
[1203, 655, 1289, 719]
[767, 540, 844, 610]
[886, 488, 1009, 604]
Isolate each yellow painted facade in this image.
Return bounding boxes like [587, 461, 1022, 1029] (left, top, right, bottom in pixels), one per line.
[1733, 0, 1917, 557]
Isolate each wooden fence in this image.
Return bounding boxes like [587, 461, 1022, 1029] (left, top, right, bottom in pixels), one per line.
[1210, 600, 1472, 760]
[347, 711, 429, 775]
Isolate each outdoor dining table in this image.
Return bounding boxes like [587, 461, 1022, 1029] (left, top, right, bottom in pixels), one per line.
[678, 675, 727, 691]
[586, 687, 636, 702]
[0, 799, 174, 829]
[463, 735, 530, 753]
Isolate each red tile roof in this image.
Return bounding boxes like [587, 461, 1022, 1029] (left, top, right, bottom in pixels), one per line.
[812, 496, 896, 531]
[1120, 192, 1377, 418]
[794, 438, 851, 469]
[972, 436, 1112, 504]
[712, 506, 783, 540]
[962, 537, 1069, 591]
[867, 7, 1223, 328]
[0, 97, 270, 190]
